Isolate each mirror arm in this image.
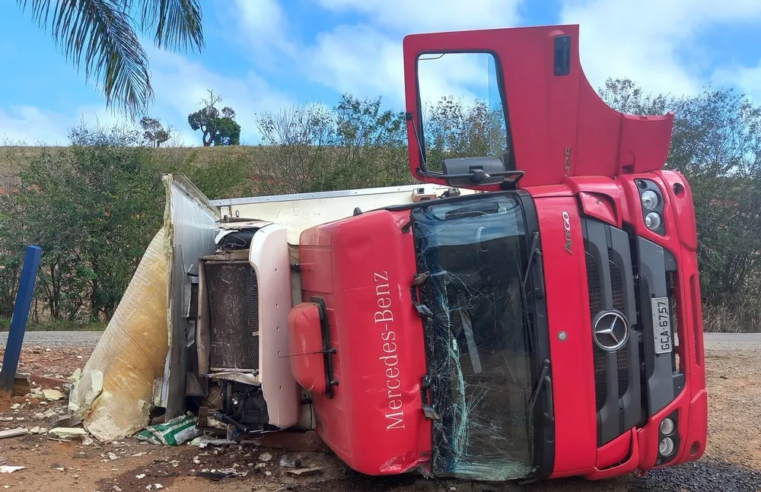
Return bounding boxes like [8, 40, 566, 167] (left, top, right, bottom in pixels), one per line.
[406, 112, 432, 178]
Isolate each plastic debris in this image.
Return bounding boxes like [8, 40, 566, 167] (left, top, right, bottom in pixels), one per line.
[134, 415, 201, 446]
[108, 452, 118, 460]
[0, 466, 25, 473]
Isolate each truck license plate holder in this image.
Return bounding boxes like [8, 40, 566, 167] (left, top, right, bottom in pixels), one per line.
[651, 296, 672, 355]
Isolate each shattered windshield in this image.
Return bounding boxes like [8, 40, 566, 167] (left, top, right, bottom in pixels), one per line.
[412, 194, 534, 481]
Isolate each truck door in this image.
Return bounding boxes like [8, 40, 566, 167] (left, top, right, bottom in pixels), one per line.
[402, 25, 675, 189]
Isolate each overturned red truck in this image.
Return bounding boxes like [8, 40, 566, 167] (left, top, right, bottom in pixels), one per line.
[178, 24, 707, 483]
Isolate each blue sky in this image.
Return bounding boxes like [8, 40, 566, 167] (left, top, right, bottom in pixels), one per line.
[1, 0, 761, 146]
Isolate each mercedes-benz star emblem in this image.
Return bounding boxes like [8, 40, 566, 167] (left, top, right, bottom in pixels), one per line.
[593, 310, 629, 352]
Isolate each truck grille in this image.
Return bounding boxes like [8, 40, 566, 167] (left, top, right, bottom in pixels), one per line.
[206, 262, 260, 371]
[582, 218, 641, 446]
[587, 255, 630, 410]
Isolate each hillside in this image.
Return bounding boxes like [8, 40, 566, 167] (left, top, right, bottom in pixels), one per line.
[0, 145, 266, 175]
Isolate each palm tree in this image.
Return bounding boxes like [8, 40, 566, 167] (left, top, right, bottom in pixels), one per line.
[16, 0, 204, 118]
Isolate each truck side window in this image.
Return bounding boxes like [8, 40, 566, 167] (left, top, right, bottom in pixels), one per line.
[416, 52, 511, 172]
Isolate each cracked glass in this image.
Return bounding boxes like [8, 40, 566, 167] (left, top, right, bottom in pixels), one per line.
[412, 194, 534, 481]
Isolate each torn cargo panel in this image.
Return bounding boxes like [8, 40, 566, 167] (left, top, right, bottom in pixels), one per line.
[160, 174, 220, 420]
[69, 226, 170, 441]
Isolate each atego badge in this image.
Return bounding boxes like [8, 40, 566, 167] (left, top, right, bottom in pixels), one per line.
[562, 211, 572, 255]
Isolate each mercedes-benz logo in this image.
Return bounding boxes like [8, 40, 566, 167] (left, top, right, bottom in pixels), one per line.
[593, 310, 629, 352]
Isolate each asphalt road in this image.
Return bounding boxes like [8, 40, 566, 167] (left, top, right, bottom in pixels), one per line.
[0, 330, 103, 348]
[0, 331, 759, 349]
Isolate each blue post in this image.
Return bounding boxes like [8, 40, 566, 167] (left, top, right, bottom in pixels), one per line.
[0, 245, 42, 395]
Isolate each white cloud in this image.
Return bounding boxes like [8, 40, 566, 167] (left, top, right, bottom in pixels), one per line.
[417, 52, 498, 106]
[301, 24, 405, 102]
[0, 105, 134, 146]
[230, 0, 296, 64]
[560, 0, 761, 97]
[713, 62, 761, 103]
[287, 0, 526, 106]
[0, 106, 71, 145]
[314, 0, 523, 32]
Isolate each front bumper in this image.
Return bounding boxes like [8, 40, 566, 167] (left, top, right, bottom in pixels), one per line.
[578, 173, 707, 478]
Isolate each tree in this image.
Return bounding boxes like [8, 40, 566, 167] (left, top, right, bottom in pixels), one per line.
[140, 116, 172, 147]
[421, 95, 507, 172]
[0, 121, 255, 325]
[254, 94, 410, 195]
[602, 78, 761, 330]
[188, 90, 241, 146]
[16, 0, 204, 118]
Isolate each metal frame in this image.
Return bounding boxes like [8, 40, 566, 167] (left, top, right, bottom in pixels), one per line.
[209, 184, 448, 207]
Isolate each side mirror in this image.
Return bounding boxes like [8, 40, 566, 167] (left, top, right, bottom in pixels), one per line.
[442, 156, 507, 187]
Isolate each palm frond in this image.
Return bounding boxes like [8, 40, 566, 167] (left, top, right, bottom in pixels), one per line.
[133, 0, 204, 52]
[18, 0, 152, 118]
[18, 0, 205, 119]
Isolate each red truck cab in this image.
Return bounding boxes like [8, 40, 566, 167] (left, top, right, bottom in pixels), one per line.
[288, 24, 707, 482]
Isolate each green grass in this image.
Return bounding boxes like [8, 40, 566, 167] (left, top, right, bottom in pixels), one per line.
[0, 317, 105, 332]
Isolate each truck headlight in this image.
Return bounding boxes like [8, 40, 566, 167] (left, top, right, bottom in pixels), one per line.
[659, 437, 675, 456]
[641, 190, 659, 210]
[645, 212, 662, 230]
[660, 417, 675, 435]
[636, 180, 665, 235]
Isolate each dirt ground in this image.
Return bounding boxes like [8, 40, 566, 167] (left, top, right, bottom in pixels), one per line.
[0, 345, 758, 492]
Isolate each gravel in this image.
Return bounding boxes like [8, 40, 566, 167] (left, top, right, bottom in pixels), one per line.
[630, 460, 761, 492]
[0, 330, 103, 348]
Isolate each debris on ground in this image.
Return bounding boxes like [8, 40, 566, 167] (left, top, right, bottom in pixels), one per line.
[197, 437, 236, 448]
[279, 454, 302, 468]
[134, 414, 202, 446]
[42, 389, 65, 401]
[285, 466, 324, 476]
[0, 466, 25, 473]
[68, 370, 102, 419]
[48, 427, 87, 439]
[196, 467, 245, 481]
[259, 452, 273, 463]
[0, 428, 28, 439]
[51, 415, 82, 428]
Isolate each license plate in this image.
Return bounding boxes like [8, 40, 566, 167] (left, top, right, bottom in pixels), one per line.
[651, 297, 673, 355]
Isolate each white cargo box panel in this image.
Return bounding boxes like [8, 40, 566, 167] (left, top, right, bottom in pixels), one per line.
[210, 184, 477, 244]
